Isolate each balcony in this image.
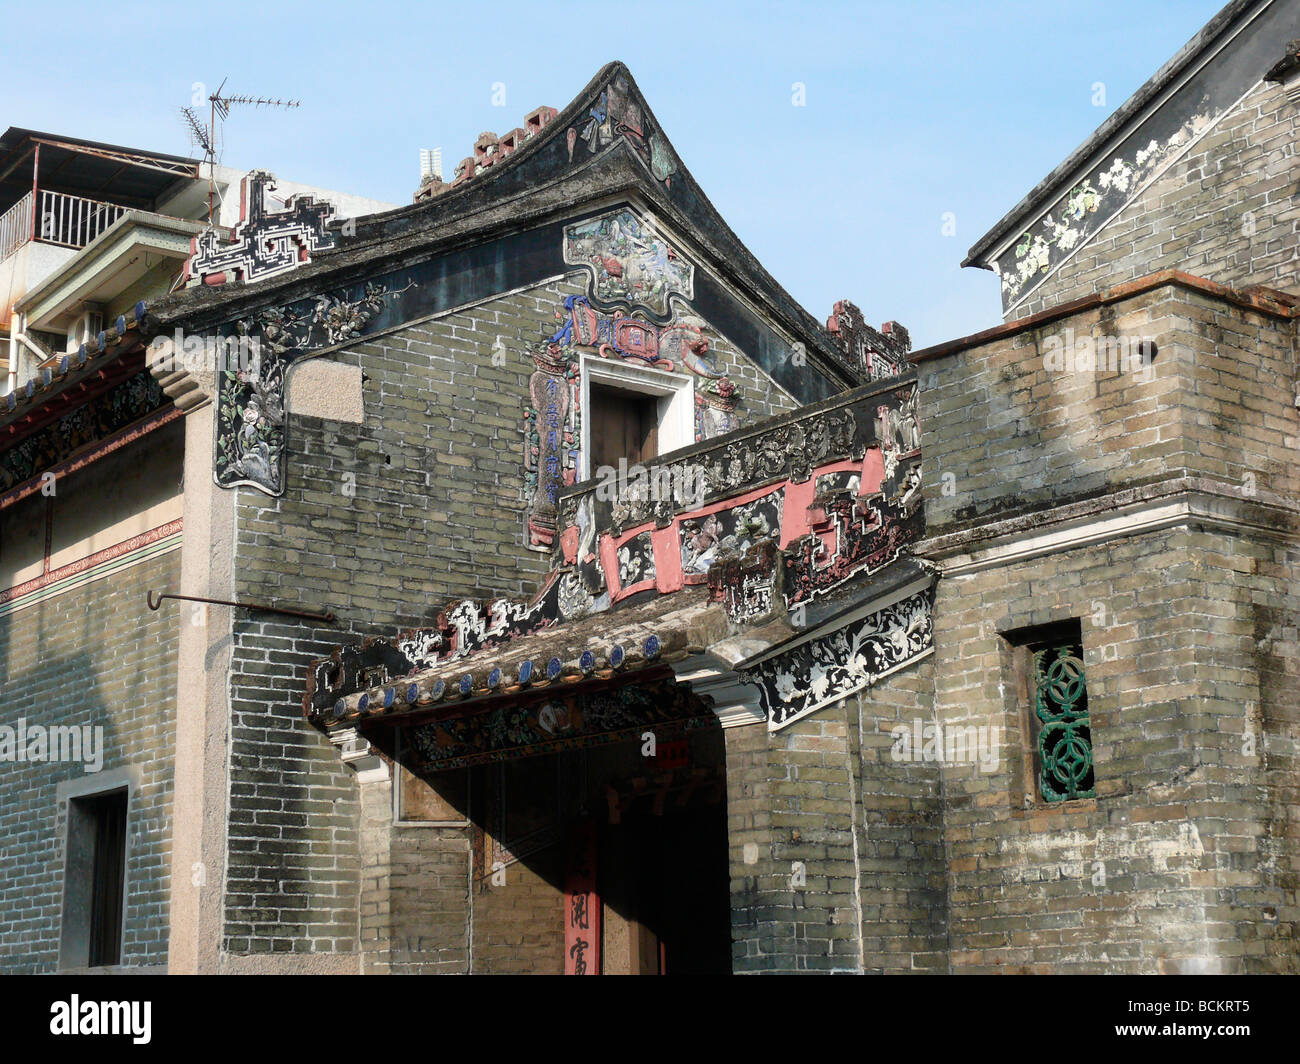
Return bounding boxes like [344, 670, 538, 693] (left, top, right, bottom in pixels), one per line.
[0, 190, 129, 262]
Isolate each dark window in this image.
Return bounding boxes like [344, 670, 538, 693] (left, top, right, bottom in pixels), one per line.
[588, 383, 659, 473]
[62, 788, 128, 968]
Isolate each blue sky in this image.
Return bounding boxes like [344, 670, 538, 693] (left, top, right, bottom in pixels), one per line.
[1, 0, 1225, 348]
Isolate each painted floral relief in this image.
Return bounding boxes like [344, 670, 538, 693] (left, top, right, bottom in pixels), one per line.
[996, 106, 1215, 307]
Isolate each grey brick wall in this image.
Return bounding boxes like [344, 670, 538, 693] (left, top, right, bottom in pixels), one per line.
[929, 526, 1299, 973]
[921, 283, 1299, 540]
[725, 660, 947, 975]
[852, 657, 948, 973]
[725, 707, 865, 973]
[224, 273, 801, 958]
[0, 549, 179, 973]
[917, 279, 1300, 973]
[357, 774, 471, 975]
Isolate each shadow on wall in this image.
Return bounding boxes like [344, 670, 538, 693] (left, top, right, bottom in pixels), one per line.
[363, 720, 735, 975]
[0, 639, 151, 974]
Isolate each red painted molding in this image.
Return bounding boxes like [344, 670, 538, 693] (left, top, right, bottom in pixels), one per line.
[599, 450, 886, 603]
[0, 517, 183, 605]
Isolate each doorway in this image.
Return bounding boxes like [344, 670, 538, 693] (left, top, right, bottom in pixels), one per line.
[592, 778, 732, 974]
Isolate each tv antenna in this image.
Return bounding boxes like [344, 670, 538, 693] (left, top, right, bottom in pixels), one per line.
[180, 78, 301, 224]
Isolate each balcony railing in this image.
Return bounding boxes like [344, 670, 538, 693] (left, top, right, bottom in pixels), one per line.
[37, 190, 126, 250]
[0, 189, 128, 262]
[0, 192, 32, 260]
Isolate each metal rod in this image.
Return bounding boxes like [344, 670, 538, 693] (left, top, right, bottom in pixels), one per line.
[26, 136, 198, 179]
[29, 143, 38, 242]
[146, 590, 335, 624]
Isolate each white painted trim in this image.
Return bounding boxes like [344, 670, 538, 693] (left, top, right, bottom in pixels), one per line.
[578, 353, 694, 481]
[328, 726, 390, 784]
[670, 657, 765, 728]
[1278, 66, 1300, 105]
[925, 492, 1299, 577]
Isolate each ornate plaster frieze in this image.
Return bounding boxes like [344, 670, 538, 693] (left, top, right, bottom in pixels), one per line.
[994, 103, 1216, 309]
[406, 680, 712, 772]
[589, 408, 858, 540]
[306, 572, 580, 717]
[564, 73, 679, 188]
[563, 208, 693, 320]
[782, 481, 920, 607]
[741, 582, 935, 731]
[824, 300, 912, 383]
[705, 539, 782, 626]
[0, 370, 168, 494]
[307, 378, 925, 728]
[186, 171, 339, 288]
[681, 493, 784, 584]
[213, 279, 417, 494]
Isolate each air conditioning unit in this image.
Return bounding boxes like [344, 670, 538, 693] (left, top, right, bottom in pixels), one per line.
[66, 308, 104, 353]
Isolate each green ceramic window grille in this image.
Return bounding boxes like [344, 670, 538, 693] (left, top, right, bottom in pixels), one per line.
[1033, 643, 1094, 802]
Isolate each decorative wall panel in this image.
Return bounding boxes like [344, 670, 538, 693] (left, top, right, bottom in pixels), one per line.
[186, 171, 339, 287]
[405, 681, 713, 771]
[0, 370, 168, 493]
[742, 584, 935, 731]
[562, 209, 693, 320]
[214, 280, 416, 494]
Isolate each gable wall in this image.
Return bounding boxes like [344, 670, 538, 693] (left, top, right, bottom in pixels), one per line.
[221, 269, 802, 959]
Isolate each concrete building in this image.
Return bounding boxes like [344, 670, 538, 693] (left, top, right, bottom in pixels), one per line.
[0, 0, 1295, 974]
[0, 128, 393, 395]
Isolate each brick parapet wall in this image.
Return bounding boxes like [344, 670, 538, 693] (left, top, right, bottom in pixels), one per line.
[918, 282, 1299, 542]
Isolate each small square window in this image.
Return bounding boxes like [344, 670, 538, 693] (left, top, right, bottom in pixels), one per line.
[578, 357, 694, 483]
[588, 382, 660, 471]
